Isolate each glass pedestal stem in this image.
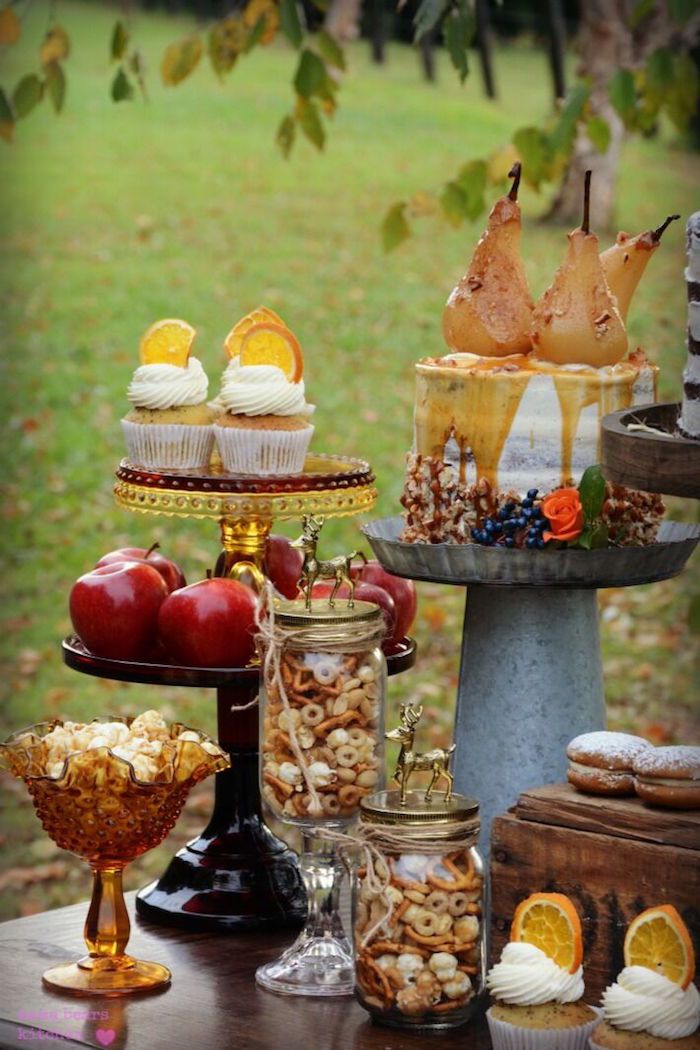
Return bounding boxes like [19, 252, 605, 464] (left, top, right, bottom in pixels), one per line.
[255, 829, 354, 997]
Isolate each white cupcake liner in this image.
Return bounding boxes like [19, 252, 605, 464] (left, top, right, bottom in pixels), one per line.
[487, 1005, 602, 1050]
[121, 420, 214, 470]
[214, 422, 313, 476]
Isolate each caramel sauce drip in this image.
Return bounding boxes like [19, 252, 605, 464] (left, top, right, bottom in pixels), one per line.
[552, 371, 634, 486]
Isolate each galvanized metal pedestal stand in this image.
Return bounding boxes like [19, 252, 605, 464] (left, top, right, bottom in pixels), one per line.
[364, 516, 700, 845]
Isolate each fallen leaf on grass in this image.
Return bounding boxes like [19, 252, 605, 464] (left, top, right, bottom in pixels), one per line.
[0, 861, 68, 892]
[17, 648, 42, 676]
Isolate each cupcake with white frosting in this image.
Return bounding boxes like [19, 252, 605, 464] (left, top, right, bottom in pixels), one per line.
[121, 318, 215, 469]
[214, 310, 314, 475]
[487, 892, 599, 1049]
[590, 905, 700, 1048]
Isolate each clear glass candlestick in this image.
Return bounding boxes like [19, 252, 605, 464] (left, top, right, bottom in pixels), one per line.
[0, 718, 228, 996]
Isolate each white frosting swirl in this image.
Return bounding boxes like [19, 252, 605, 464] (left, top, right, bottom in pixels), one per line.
[127, 358, 208, 409]
[602, 967, 700, 1039]
[219, 359, 313, 417]
[486, 942, 585, 1006]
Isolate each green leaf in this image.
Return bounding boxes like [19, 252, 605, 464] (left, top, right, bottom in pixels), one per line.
[629, 0, 655, 27]
[549, 82, 590, 156]
[161, 35, 203, 87]
[586, 115, 611, 153]
[277, 114, 295, 157]
[12, 74, 43, 119]
[512, 126, 551, 189]
[689, 593, 700, 633]
[668, 0, 700, 23]
[588, 523, 609, 549]
[111, 67, 134, 102]
[578, 464, 606, 524]
[296, 96, 325, 149]
[244, 14, 268, 52]
[413, 0, 449, 43]
[317, 29, 345, 70]
[443, 3, 474, 84]
[608, 68, 637, 127]
[646, 48, 674, 93]
[279, 0, 303, 48]
[111, 20, 129, 62]
[45, 61, 66, 113]
[294, 48, 327, 98]
[454, 159, 487, 219]
[440, 182, 466, 227]
[382, 202, 410, 253]
[665, 51, 699, 131]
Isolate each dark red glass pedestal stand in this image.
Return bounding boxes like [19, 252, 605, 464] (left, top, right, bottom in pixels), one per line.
[62, 636, 416, 932]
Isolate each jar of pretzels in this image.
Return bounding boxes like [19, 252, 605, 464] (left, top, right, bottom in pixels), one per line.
[352, 789, 485, 1030]
[258, 598, 387, 824]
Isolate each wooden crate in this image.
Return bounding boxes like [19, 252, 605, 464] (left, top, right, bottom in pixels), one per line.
[490, 783, 700, 1004]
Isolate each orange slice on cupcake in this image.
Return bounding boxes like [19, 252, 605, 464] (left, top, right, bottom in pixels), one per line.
[139, 318, 196, 367]
[223, 306, 287, 360]
[511, 892, 584, 973]
[624, 905, 695, 989]
[238, 322, 303, 382]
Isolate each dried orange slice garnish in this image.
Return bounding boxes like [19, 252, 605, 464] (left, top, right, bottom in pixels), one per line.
[223, 306, 286, 360]
[239, 322, 303, 382]
[624, 905, 695, 989]
[139, 318, 196, 367]
[510, 892, 583, 973]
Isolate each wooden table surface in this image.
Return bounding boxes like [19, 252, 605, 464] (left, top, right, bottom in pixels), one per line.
[0, 894, 492, 1050]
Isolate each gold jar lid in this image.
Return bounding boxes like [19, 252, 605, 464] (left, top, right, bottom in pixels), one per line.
[274, 598, 383, 628]
[360, 789, 479, 826]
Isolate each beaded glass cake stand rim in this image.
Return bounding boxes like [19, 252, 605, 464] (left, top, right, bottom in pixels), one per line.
[362, 516, 700, 589]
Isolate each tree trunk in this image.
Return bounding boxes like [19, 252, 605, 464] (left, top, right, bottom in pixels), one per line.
[548, 0, 691, 228]
[475, 0, 497, 99]
[369, 0, 386, 65]
[324, 0, 363, 42]
[546, 0, 567, 102]
[419, 33, 436, 83]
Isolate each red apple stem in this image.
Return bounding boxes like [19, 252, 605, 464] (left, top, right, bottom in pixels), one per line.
[507, 162, 522, 201]
[206, 569, 212, 580]
[652, 214, 680, 242]
[145, 542, 160, 559]
[582, 170, 592, 234]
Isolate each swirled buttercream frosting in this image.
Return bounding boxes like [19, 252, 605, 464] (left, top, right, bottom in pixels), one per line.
[486, 942, 585, 1006]
[219, 360, 313, 417]
[602, 966, 700, 1039]
[127, 358, 208, 409]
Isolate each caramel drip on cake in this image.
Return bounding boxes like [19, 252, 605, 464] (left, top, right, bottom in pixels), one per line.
[414, 362, 531, 489]
[553, 372, 634, 486]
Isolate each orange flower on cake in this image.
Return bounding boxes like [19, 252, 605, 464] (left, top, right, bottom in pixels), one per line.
[542, 488, 584, 543]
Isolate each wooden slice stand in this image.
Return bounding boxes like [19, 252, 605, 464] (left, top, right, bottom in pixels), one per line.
[601, 402, 700, 498]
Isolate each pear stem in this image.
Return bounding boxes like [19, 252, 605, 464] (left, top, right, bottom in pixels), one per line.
[507, 162, 522, 201]
[652, 214, 680, 242]
[582, 170, 592, 234]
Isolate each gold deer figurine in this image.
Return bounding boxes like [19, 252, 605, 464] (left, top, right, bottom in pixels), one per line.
[291, 515, 367, 610]
[386, 704, 456, 805]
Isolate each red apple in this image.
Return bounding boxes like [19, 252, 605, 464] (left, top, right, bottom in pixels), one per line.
[96, 542, 186, 593]
[264, 534, 303, 600]
[355, 561, 417, 642]
[157, 577, 258, 668]
[311, 580, 396, 642]
[69, 561, 169, 661]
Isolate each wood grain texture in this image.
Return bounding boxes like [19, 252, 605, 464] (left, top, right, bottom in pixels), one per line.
[490, 813, 700, 1005]
[0, 893, 492, 1050]
[515, 783, 700, 851]
[601, 402, 700, 498]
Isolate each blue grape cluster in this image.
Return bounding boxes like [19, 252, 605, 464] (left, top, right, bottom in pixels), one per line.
[471, 489, 550, 549]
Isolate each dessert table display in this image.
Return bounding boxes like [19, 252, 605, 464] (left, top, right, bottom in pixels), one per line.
[63, 456, 415, 932]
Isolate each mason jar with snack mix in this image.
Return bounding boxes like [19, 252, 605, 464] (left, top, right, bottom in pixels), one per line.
[258, 598, 387, 824]
[352, 789, 486, 1029]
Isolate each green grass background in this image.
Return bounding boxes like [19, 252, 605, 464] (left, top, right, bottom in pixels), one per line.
[0, 1, 698, 918]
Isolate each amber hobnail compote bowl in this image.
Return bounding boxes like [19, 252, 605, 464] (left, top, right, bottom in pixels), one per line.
[0, 717, 229, 996]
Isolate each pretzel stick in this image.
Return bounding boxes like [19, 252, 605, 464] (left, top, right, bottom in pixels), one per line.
[263, 772, 294, 799]
[405, 928, 456, 947]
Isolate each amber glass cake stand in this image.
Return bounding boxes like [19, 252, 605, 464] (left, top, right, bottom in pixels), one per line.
[363, 515, 699, 846]
[63, 456, 415, 932]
